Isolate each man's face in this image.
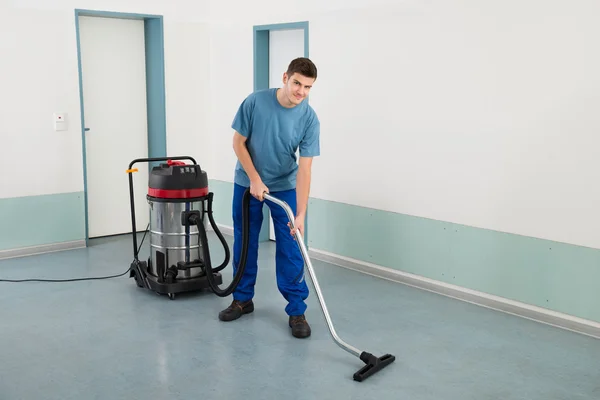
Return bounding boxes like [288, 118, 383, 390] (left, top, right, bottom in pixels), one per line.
[282, 72, 315, 106]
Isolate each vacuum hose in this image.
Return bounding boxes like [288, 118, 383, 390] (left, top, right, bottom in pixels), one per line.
[192, 188, 251, 297]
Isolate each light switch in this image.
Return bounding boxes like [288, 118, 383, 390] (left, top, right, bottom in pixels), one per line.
[54, 113, 67, 131]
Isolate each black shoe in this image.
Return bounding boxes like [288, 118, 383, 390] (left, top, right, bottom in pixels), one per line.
[289, 315, 311, 338]
[218, 299, 254, 321]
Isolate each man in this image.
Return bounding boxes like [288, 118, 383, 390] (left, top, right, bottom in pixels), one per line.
[218, 57, 320, 339]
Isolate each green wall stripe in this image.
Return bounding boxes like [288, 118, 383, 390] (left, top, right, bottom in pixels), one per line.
[0, 192, 85, 251]
[306, 197, 600, 324]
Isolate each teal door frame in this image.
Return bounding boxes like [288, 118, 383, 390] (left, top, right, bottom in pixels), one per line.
[253, 21, 311, 245]
[74, 9, 167, 244]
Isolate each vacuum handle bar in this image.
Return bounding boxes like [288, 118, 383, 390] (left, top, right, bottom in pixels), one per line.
[262, 192, 362, 358]
[128, 156, 198, 170]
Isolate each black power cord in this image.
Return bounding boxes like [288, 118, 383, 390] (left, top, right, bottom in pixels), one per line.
[0, 225, 149, 283]
[0, 269, 132, 283]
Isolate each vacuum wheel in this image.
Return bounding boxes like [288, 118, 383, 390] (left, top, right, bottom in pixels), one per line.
[131, 268, 144, 288]
[168, 293, 175, 300]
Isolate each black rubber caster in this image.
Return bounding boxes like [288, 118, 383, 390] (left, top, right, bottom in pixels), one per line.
[168, 293, 175, 300]
[135, 273, 144, 288]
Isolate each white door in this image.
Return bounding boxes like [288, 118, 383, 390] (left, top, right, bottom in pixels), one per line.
[78, 16, 150, 238]
[268, 29, 305, 241]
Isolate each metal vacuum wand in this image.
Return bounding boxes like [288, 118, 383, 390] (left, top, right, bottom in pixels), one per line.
[263, 193, 395, 382]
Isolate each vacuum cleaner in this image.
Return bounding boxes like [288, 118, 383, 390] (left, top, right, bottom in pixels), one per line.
[126, 156, 395, 382]
[127, 156, 231, 300]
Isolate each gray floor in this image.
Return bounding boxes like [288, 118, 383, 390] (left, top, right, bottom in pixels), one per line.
[0, 232, 599, 400]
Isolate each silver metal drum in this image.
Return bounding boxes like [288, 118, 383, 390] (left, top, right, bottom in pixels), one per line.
[148, 199, 206, 280]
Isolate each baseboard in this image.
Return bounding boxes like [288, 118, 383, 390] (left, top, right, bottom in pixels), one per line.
[308, 248, 600, 340]
[0, 240, 87, 260]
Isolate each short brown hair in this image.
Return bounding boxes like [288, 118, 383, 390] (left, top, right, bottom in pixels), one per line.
[286, 57, 317, 80]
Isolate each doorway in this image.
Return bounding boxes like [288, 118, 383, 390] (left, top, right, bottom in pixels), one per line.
[74, 9, 167, 242]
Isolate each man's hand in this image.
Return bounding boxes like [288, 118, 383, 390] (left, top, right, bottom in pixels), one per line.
[288, 214, 305, 239]
[250, 178, 269, 201]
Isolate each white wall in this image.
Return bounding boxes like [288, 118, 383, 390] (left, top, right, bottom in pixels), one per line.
[207, 0, 600, 249]
[0, 0, 212, 198]
[3, 0, 599, 250]
[206, 22, 253, 183]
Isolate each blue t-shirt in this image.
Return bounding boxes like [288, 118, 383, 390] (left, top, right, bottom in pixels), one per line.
[231, 88, 320, 192]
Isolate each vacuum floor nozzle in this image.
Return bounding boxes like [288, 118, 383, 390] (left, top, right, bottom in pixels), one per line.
[353, 352, 396, 382]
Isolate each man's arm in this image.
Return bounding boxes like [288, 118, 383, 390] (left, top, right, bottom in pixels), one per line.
[296, 156, 313, 218]
[232, 131, 260, 182]
[232, 131, 268, 200]
[292, 110, 319, 236]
